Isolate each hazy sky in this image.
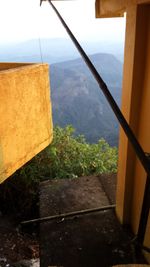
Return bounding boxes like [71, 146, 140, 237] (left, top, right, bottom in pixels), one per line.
[0, 0, 126, 44]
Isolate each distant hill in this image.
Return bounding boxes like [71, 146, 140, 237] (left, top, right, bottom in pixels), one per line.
[0, 38, 78, 63]
[0, 38, 124, 64]
[50, 53, 123, 146]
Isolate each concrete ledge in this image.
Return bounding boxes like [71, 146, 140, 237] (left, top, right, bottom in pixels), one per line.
[0, 63, 53, 183]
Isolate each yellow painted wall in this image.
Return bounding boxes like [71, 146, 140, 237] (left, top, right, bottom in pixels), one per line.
[131, 8, 150, 259]
[117, 4, 150, 262]
[0, 63, 53, 183]
[116, 0, 150, 243]
[131, 6, 150, 231]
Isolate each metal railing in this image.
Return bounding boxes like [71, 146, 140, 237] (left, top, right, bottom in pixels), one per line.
[42, 0, 150, 251]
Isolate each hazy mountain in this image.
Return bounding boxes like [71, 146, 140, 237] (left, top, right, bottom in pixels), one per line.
[0, 39, 77, 63]
[0, 38, 124, 64]
[50, 53, 123, 146]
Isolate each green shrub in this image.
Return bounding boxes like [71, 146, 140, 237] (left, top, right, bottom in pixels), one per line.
[19, 125, 118, 180]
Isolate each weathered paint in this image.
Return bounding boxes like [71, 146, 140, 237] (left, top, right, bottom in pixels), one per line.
[96, 0, 150, 262]
[0, 63, 53, 183]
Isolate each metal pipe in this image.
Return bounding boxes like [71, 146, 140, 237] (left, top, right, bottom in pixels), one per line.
[21, 204, 116, 225]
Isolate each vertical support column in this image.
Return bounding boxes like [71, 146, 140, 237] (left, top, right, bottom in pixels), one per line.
[116, 4, 148, 224]
[130, 4, 150, 233]
[131, 6, 150, 261]
[116, 4, 138, 224]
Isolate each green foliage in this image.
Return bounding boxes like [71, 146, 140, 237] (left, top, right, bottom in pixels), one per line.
[0, 125, 118, 219]
[17, 125, 118, 181]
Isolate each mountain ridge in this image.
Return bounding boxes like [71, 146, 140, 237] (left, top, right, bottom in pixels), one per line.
[50, 52, 123, 146]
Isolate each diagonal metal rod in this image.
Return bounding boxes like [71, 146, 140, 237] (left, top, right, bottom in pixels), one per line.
[47, 0, 150, 177]
[21, 204, 116, 225]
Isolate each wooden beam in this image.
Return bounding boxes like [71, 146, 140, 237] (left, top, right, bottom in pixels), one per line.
[95, 0, 150, 18]
[116, 4, 138, 224]
[95, 0, 127, 18]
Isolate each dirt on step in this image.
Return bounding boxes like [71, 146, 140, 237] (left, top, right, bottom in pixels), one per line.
[40, 175, 146, 267]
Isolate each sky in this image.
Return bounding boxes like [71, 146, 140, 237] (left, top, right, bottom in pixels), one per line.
[0, 0, 126, 44]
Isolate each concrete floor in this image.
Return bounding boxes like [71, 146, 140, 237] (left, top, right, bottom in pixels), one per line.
[40, 175, 146, 267]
